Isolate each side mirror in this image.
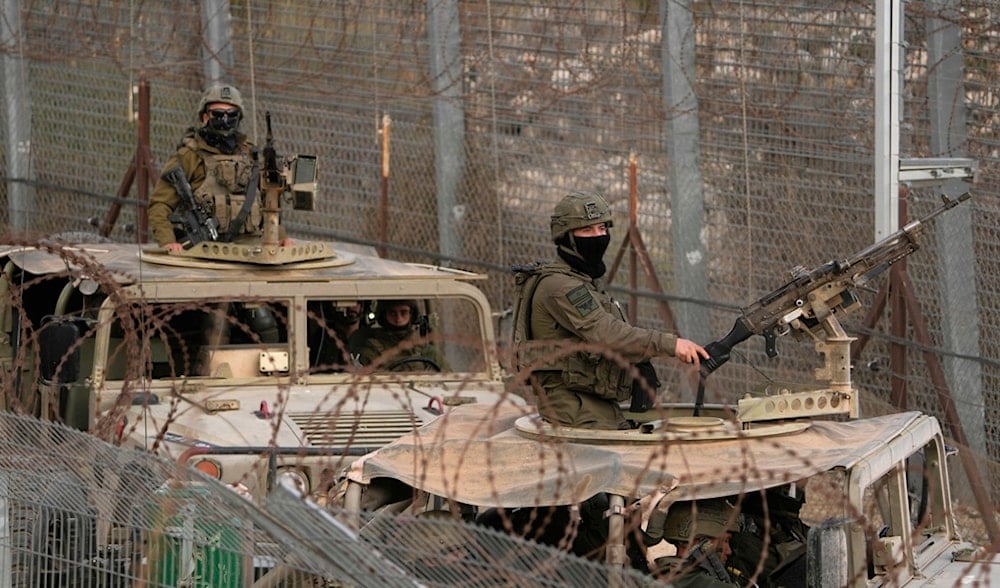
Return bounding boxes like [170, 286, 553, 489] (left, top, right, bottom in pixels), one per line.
[806, 517, 851, 588]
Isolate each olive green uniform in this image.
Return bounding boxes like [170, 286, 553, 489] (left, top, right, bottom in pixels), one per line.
[515, 260, 678, 429]
[654, 556, 738, 588]
[348, 326, 447, 372]
[148, 129, 285, 247]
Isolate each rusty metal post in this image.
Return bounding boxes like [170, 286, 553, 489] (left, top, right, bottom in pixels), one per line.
[101, 75, 157, 240]
[627, 153, 638, 325]
[606, 154, 678, 333]
[889, 193, 908, 408]
[378, 113, 391, 257]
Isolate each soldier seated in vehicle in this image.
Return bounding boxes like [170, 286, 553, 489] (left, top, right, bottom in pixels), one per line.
[645, 498, 741, 587]
[307, 300, 362, 372]
[348, 299, 447, 372]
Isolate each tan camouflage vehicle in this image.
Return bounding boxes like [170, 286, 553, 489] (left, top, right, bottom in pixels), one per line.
[344, 191, 999, 586]
[0, 124, 521, 504]
[347, 398, 998, 586]
[0, 236, 519, 500]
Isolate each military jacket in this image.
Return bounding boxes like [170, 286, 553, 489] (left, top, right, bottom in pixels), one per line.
[149, 129, 281, 247]
[348, 326, 447, 372]
[513, 260, 678, 402]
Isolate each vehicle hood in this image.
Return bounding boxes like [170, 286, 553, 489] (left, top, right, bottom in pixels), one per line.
[348, 403, 926, 508]
[126, 380, 508, 456]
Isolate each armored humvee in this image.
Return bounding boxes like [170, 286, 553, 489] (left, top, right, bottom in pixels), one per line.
[0, 238, 519, 501]
[1, 116, 521, 501]
[346, 400, 998, 586]
[343, 191, 998, 586]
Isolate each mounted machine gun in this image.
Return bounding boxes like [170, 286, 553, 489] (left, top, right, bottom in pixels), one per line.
[258, 111, 318, 247]
[700, 187, 972, 424]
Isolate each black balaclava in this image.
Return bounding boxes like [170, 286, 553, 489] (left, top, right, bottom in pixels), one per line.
[557, 232, 611, 279]
[199, 108, 242, 154]
[199, 126, 240, 154]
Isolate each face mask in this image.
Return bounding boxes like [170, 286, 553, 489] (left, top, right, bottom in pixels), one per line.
[574, 234, 610, 264]
[198, 126, 240, 154]
[557, 233, 610, 278]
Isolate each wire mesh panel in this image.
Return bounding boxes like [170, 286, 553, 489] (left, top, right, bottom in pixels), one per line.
[0, 411, 664, 587]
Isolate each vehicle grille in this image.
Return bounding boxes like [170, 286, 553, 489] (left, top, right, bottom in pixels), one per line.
[287, 410, 422, 449]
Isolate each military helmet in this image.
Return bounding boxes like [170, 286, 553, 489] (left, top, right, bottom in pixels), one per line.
[550, 191, 614, 242]
[375, 299, 419, 328]
[661, 499, 739, 543]
[198, 84, 244, 117]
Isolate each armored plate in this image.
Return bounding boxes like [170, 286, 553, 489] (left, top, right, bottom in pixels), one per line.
[141, 242, 353, 270]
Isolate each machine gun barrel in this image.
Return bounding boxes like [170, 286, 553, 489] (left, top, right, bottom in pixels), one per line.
[700, 192, 970, 377]
[262, 111, 281, 186]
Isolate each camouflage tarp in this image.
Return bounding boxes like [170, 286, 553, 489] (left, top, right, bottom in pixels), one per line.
[348, 404, 926, 506]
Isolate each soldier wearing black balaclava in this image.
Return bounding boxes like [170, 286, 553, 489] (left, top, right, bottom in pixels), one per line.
[148, 84, 291, 252]
[510, 191, 708, 429]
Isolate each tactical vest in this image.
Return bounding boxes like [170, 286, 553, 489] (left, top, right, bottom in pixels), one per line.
[184, 137, 261, 236]
[511, 262, 632, 402]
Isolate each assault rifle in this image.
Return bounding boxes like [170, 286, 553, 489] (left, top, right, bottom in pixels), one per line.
[164, 166, 219, 249]
[700, 192, 970, 379]
[688, 538, 734, 583]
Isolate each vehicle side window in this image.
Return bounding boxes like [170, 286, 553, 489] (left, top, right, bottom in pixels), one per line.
[105, 300, 289, 380]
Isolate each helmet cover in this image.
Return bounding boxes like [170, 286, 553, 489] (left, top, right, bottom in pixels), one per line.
[661, 499, 739, 543]
[550, 191, 614, 242]
[198, 84, 244, 116]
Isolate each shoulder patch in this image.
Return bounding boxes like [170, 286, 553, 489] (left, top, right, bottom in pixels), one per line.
[566, 284, 599, 317]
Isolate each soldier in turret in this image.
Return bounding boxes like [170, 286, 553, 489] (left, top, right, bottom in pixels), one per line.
[511, 191, 707, 429]
[148, 84, 292, 251]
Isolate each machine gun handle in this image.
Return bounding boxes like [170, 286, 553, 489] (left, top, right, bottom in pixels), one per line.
[763, 329, 778, 358]
[700, 318, 755, 377]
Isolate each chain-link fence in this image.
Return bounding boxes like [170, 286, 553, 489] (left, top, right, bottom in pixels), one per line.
[1, 0, 998, 505]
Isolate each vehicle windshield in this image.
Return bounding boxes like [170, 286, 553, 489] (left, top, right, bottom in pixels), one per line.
[101, 295, 490, 382]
